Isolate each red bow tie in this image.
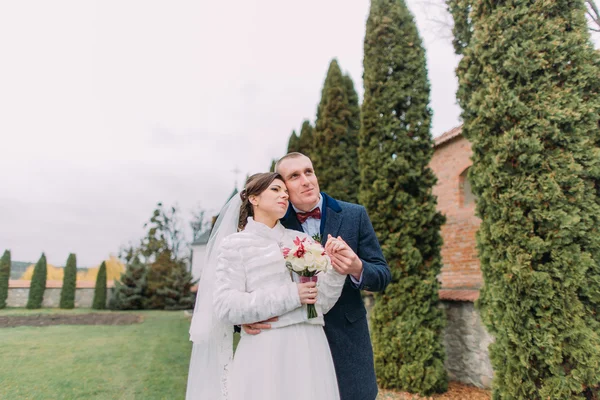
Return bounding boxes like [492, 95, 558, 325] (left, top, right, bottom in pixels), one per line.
[296, 208, 321, 224]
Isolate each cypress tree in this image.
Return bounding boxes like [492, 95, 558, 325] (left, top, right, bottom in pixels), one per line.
[577, 15, 600, 340]
[26, 253, 47, 309]
[343, 73, 360, 137]
[92, 261, 107, 309]
[287, 130, 300, 153]
[110, 255, 148, 310]
[312, 59, 360, 202]
[59, 253, 77, 309]
[0, 250, 11, 309]
[344, 72, 361, 197]
[359, 0, 447, 395]
[456, 0, 600, 397]
[446, 0, 472, 56]
[296, 120, 314, 158]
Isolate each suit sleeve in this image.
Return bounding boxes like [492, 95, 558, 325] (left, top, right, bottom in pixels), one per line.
[352, 206, 391, 292]
[213, 239, 301, 325]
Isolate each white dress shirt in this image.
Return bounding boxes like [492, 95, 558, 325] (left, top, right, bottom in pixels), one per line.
[292, 196, 323, 239]
[292, 195, 363, 285]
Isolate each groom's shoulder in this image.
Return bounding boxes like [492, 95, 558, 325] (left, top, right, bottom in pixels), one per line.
[337, 199, 364, 213]
[324, 194, 366, 216]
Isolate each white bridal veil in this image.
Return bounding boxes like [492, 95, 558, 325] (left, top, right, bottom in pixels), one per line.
[186, 195, 242, 400]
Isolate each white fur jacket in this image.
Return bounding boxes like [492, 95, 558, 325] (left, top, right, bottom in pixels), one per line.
[213, 217, 346, 329]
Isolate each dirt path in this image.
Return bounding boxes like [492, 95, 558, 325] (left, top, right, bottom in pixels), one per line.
[0, 313, 143, 328]
[378, 382, 491, 399]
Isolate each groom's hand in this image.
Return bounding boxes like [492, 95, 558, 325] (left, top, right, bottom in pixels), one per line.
[326, 235, 363, 280]
[241, 316, 279, 335]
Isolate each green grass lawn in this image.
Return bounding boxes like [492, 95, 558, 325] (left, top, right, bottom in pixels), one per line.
[0, 308, 471, 400]
[0, 309, 193, 400]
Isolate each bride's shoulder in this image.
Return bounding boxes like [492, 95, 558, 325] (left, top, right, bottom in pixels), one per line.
[217, 232, 255, 261]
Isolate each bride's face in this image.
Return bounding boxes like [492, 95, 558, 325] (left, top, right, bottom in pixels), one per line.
[251, 179, 290, 220]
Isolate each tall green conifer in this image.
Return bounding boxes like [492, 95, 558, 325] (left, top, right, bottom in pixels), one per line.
[312, 60, 360, 202]
[296, 120, 315, 158]
[92, 261, 107, 310]
[287, 130, 300, 153]
[59, 253, 77, 309]
[0, 250, 11, 309]
[359, 0, 447, 394]
[26, 254, 47, 309]
[456, 0, 600, 396]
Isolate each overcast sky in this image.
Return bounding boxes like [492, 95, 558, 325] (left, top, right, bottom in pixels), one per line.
[0, 0, 564, 266]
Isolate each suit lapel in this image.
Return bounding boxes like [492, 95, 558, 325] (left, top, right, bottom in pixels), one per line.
[281, 206, 303, 233]
[321, 193, 342, 243]
[282, 193, 343, 242]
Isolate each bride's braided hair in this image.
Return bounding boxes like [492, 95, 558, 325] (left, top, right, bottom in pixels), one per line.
[238, 172, 284, 230]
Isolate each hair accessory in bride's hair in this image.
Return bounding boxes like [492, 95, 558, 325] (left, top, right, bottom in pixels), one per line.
[240, 189, 248, 201]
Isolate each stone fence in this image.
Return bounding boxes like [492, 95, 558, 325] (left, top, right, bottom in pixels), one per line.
[6, 280, 115, 308]
[363, 289, 494, 389]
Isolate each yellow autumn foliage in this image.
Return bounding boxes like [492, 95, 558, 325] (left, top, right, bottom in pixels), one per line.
[78, 256, 125, 281]
[20, 255, 125, 282]
[20, 263, 64, 280]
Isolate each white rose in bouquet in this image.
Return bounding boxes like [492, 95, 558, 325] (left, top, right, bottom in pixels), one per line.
[281, 236, 331, 319]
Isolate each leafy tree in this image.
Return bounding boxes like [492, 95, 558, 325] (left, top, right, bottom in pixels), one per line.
[584, 0, 600, 31]
[120, 203, 196, 310]
[190, 205, 211, 243]
[141, 202, 186, 262]
[359, 0, 447, 395]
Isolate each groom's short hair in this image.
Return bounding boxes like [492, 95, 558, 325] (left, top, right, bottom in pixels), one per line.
[275, 152, 309, 174]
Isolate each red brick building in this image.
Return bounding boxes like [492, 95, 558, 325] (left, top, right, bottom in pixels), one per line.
[430, 126, 482, 302]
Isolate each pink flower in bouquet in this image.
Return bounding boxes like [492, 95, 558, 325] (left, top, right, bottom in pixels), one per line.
[282, 236, 331, 319]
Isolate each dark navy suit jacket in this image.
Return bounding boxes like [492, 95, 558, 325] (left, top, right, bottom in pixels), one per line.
[280, 192, 391, 400]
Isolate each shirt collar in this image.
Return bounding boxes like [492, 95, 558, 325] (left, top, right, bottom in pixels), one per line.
[291, 194, 323, 215]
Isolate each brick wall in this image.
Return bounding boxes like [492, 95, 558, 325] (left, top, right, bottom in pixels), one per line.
[430, 130, 483, 290]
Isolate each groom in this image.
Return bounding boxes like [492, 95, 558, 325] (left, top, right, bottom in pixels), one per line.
[244, 152, 391, 400]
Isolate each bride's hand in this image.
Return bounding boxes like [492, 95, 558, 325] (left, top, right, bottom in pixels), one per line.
[297, 282, 318, 304]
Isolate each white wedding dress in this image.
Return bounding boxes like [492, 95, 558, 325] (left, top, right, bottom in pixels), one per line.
[212, 218, 346, 400]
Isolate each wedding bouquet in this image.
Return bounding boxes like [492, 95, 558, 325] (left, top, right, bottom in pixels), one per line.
[282, 236, 331, 319]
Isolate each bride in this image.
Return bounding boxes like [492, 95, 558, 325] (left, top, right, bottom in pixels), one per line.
[186, 172, 346, 400]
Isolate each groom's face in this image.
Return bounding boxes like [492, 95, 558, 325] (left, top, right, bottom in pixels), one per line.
[277, 155, 320, 212]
